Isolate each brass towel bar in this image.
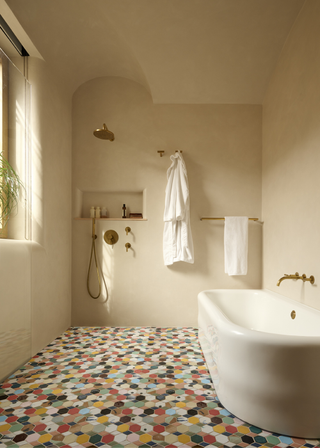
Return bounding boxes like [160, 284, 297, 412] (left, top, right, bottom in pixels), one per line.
[200, 217, 259, 221]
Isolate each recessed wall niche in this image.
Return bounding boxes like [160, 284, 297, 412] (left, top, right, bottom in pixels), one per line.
[74, 188, 147, 220]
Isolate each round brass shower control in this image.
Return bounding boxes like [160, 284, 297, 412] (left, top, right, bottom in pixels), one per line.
[104, 230, 119, 245]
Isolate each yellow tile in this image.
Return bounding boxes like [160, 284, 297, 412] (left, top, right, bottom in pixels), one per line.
[97, 416, 109, 424]
[175, 378, 184, 383]
[213, 424, 225, 433]
[0, 424, 11, 432]
[238, 425, 250, 434]
[118, 424, 129, 433]
[38, 434, 52, 443]
[178, 434, 190, 443]
[140, 434, 152, 443]
[76, 434, 89, 444]
[35, 408, 47, 415]
[52, 389, 63, 394]
[93, 401, 104, 408]
[188, 416, 199, 424]
[176, 402, 186, 408]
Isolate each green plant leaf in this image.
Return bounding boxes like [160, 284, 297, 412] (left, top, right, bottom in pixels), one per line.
[0, 152, 25, 227]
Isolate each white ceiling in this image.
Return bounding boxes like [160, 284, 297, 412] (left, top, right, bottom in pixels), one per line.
[3, 0, 305, 103]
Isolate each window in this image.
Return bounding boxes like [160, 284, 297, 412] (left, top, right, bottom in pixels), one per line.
[0, 51, 9, 238]
[0, 47, 31, 240]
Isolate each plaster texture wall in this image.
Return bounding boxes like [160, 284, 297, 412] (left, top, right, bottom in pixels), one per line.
[72, 77, 262, 327]
[262, 0, 320, 308]
[0, 57, 72, 380]
[29, 58, 72, 354]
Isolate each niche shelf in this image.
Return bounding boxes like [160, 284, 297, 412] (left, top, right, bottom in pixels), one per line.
[74, 217, 147, 221]
[74, 188, 147, 221]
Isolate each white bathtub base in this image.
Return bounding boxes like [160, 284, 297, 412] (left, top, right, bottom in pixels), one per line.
[198, 289, 320, 439]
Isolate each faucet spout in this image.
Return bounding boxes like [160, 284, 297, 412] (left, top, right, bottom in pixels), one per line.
[277, 272, 315, 286]
[277, 272, 300, 286]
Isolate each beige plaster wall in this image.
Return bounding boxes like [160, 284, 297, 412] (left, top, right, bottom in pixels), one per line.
[262, 0, 320, 308]
[29, 58, 72, 353]
[0, 57, 72, 380]
[72, 76, 262, 327]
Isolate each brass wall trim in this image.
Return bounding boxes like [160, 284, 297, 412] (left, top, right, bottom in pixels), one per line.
[200, 217, 259, 221]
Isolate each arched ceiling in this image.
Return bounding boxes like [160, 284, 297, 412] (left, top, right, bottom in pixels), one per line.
[4, 0, 305, 103]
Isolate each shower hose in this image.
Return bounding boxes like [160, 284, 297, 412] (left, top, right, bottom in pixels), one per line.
[87, 218, 107, 300]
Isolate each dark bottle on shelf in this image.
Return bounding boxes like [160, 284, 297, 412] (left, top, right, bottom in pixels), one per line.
[122, 204, 126, 218]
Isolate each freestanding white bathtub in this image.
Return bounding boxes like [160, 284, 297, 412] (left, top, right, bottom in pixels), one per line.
[198, 289, 320, 439]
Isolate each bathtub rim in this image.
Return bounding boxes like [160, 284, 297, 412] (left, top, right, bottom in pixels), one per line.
[198, 288, 320, 344]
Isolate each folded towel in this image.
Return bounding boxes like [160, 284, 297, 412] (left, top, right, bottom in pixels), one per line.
[224, 216, 248, 276]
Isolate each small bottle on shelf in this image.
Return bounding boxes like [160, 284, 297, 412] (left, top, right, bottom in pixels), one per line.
[96, 206, 101, 218]
[90, 206, 95, 218]
[122, 204, 126, 218]
[101, 207, 107, 217]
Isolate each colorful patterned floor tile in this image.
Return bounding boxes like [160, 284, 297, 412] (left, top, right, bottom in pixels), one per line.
[1, 327, 320, 448]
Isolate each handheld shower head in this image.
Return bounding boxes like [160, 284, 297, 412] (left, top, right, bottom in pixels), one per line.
[93, 123, 115, 141]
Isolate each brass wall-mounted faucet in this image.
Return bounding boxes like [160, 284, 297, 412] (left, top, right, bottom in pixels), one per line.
[277, 272, 315, 286]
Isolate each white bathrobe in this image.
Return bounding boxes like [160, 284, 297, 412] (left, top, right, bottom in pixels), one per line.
[163, 152, 194, 265]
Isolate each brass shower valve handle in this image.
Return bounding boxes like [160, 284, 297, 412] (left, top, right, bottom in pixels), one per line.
[125, 242, 131, 252]
[125, 227, 131, 235]
[104, 230, 119, 245]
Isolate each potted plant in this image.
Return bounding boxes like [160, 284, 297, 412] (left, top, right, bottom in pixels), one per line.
[0, 152, 24, 229]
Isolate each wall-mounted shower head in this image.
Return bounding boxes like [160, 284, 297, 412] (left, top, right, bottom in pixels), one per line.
[93, 123, 115, 141]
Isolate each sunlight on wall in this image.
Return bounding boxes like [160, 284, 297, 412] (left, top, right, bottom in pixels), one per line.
[30, 112, 43, 245]
[101, 231, 114, 311]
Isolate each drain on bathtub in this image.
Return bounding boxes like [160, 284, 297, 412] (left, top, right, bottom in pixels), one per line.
[291, 310, 296, 319]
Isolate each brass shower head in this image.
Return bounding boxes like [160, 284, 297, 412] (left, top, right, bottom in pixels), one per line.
[93, 123, 115, 141]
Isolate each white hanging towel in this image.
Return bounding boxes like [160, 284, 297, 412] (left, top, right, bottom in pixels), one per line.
[224, 216, 248, 275]
[163, 152, 194, 265]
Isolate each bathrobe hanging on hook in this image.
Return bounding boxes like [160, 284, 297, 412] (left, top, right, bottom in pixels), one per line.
[163, 152, 194, 265]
